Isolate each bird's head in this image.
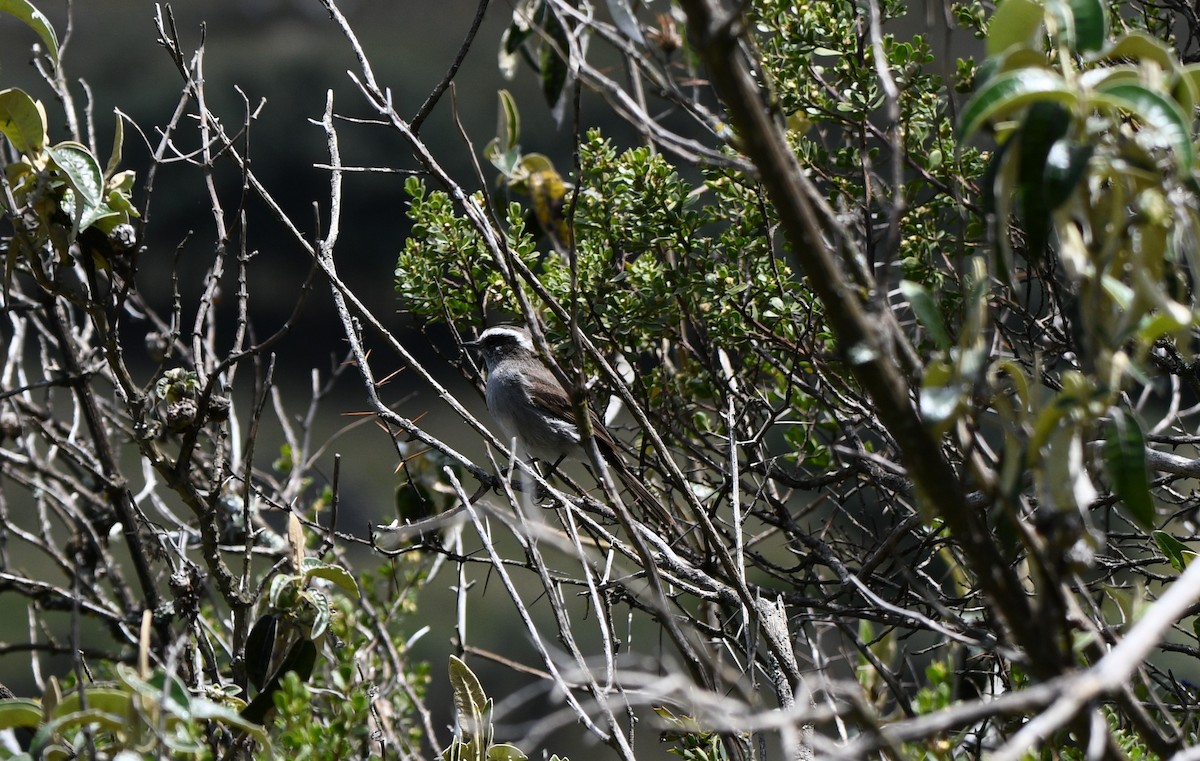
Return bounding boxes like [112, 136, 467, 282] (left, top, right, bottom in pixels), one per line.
[467, 325, 536, 371]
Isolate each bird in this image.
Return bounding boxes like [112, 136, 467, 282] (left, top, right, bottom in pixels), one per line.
[467, 325, 672, 527]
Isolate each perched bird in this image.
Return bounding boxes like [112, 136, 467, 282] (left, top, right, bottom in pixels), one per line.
[467, 325, 670, 526]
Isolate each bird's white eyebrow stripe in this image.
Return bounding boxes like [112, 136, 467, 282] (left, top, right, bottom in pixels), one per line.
[480, 326, 534, 352]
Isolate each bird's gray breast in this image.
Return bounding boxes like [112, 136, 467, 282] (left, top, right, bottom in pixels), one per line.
[485, 367, 580, 460]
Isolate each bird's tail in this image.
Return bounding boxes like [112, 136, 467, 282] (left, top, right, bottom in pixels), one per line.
[606, 454, 678, 531]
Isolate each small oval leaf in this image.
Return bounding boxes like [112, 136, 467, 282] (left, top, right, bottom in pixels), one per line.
[899, 280, 952, 350]
[987, 0, 1046, 58]
[1153, 530, 1195, 572]
[0, 88, 47, 155]
[301, 561, 362, 598]
[1105, 410, 1155, 530]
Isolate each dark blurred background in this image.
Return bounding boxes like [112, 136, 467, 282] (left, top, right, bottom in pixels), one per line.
[0, 1, 652, 757]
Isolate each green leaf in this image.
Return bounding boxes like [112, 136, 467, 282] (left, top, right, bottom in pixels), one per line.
[899, 280, 951, 350]
[244, 614, 280, 691]
[188, 697, 272, 749]
[143, 671, 193, 717]
[300, 558, 362, 597]
[1105, 410, 1155, 530]
[488, 744, 530, 761]
[105, 113, 124, 179]
[1091, 31, 1177, 71]
[1047, 0, 1106, 53]
[268, 573, 298, 609]
[495, 89, 520, 156]
[449, 655, 490, 732]
[1136, 309, 1191, 346]
[957, 69, 1076, 143]
[537, 2, 570, 111]
[304, 589, 331, 640]
[0, 0, 59, 66]
[498, 0, 539, 79]
[1041, 139, 1092, 209]
[987, 0, 1045, 58]
[1153, 530, 1195, 572]
[605, 0, 645, 45]
[46, 141, 104, 209]
[1091, 82, 1194, 175]
[51, 687, 131, 719]
[1016, 101, 1071, 258]
[239, 639, 317, 725]
[0, 88, 47, 155]
[0, 698, 44, 730]
[1181, 64, 1200, 114]
[30, 710, 126, 754]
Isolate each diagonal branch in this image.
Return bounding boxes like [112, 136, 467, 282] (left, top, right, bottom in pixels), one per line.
[673, 0, 1052, 672]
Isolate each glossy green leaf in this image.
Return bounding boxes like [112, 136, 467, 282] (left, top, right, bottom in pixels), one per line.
[538, 5, 570, 110]
[987, 0, 1045, 57]
[1105, 410, 1155, 530]
[495, 89, 520, 156]
[0, 698, 43, 730]
[300, 558, 362, 597]
[899, 280, 951, 350]
[244, 614, 280, 691]
[1153, 530, 1195, 572]
[304, 588, 331, 640]
[0, 0, 59, 65]
[46, 141, 104, 209]
[0, 88, 47, 155]
[1047, 0, 1106, 53]
[267, 573, 298, 609]
[51, 688, 131, 719]
[1041, 139, 1092, 209]
[105, 114, 124, 179]
[1017, 102, 1070, 193]
[957, 69, 1076, 143]
[1016, 101, 1071, 258]
[240, 639, 317, 725]
[488, 744, 530, 761]
[449, 655, 490, 728]
[1092, 82, 1194, 175]
[1092, 31, 1177, 70]
[1044, 425, 1099, 512]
